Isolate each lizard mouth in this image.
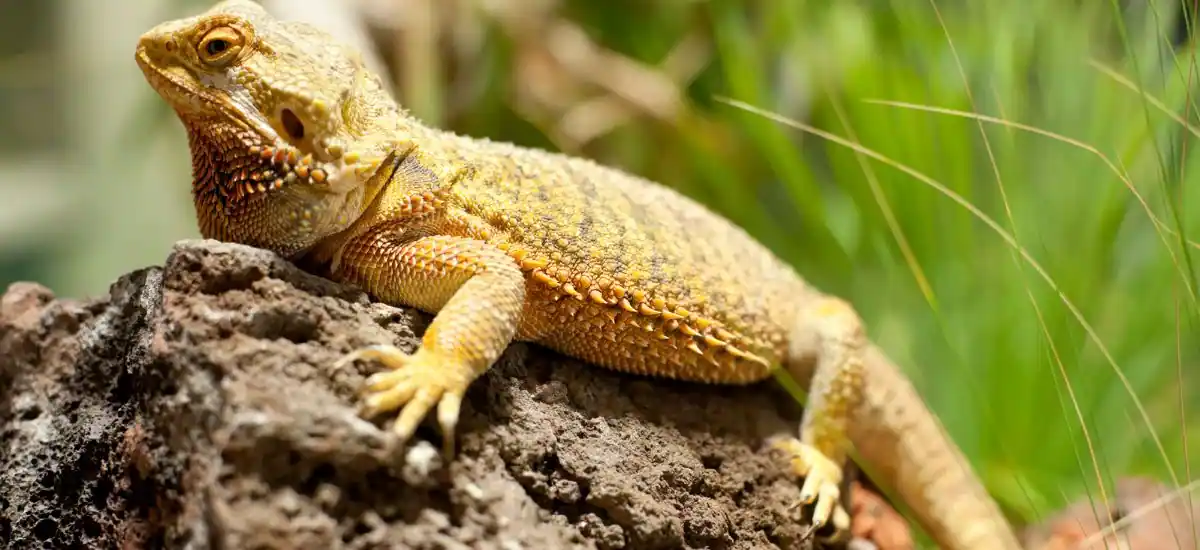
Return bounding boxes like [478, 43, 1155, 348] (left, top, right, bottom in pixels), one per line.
[135, 45, 279, 145]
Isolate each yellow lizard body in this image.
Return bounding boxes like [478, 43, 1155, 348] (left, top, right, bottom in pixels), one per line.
[135, 2, 1023, 547]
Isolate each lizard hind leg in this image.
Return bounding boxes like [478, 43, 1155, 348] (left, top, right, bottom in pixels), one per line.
[777, 295, 868, 541]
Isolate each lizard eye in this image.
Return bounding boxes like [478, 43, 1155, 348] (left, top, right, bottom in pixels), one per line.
[198, 26, 243, 66]
[206, 39, 228, 55]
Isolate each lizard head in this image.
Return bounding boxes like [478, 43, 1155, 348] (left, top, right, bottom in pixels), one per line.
[135, 0, 405, 256]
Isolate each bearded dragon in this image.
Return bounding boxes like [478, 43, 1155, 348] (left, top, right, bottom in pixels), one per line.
[134, 1, 1024, 547]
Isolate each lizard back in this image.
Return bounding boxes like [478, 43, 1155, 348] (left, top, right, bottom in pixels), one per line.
[406, 131, 810, 384]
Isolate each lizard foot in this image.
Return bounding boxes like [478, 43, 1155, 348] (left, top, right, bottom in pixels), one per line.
[773, 437, 851, 541]
[334, 344, 473, 456]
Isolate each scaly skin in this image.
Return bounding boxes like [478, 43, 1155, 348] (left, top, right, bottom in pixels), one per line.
[135, 1, 1023, 548]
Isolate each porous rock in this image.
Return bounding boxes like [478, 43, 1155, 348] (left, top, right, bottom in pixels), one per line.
[1, 239, 825, 550]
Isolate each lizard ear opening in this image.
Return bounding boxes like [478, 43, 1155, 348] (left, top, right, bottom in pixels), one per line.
[281, 108, 305, 140]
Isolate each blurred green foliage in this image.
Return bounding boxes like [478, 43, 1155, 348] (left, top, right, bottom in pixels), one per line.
[3, 0, 1200, 545]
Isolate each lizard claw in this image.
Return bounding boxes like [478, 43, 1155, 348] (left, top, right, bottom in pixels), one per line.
[774, 437, 850, 538]
[336, 344, 471, 457]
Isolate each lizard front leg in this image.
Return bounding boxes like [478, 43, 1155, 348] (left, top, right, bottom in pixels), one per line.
[332, 229, 526, 455]
[776, 295, 867, 540]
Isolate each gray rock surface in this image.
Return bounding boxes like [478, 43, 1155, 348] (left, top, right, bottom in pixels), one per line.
[1, 239, 826, 550]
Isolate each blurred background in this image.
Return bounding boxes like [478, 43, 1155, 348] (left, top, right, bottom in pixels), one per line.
[3, 0, 1200, 544]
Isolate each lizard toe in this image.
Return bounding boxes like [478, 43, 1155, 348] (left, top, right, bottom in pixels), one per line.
[774, 437, 849, 537]
[339, 345, 473, 456]
[334, 344, 411, 371]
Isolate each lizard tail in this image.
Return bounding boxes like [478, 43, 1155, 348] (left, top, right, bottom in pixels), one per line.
[850, 345, 1024, 550]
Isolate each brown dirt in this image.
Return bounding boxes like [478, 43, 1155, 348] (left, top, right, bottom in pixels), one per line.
[0, 239, 853, 550]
